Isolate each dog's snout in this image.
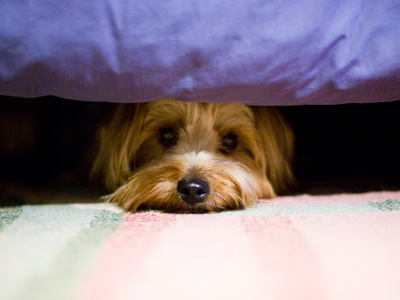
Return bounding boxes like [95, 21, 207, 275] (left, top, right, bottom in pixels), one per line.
[177, 177, 209, 204]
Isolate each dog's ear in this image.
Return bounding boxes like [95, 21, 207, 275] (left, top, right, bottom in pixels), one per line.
[92, 103, 148, 190]
[251, 106, 294, 194]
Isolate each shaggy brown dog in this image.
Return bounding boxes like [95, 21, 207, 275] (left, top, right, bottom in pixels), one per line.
[93, 99, 294, 213]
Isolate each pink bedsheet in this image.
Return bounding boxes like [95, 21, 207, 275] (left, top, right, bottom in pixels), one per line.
[81, 192, 400, 300]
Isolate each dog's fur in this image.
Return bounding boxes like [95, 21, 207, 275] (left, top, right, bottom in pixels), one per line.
[93, 99, 294, 213]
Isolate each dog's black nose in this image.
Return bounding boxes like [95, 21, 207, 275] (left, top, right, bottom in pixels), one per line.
[177, 177, 209, 204]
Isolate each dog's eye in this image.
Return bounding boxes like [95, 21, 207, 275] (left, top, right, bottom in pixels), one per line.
[221, 133, 238, 152]
[159, 128, 178, 147]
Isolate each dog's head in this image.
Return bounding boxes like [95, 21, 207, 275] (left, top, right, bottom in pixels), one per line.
[93, 99, 293, 213]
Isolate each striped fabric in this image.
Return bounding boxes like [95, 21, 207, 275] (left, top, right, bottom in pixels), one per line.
[1, 191, 400, 300]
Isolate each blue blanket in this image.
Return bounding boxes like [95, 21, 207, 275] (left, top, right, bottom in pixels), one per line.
[1, 0, 399, 105]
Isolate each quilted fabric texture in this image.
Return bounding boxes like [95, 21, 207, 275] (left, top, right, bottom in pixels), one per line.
[1, 0, 400, 104]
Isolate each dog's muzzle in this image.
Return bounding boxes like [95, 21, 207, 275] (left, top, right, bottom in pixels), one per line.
[177, 177, 209, 205]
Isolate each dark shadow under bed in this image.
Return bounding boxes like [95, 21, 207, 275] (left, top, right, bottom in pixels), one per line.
[0, 96, 399, 205]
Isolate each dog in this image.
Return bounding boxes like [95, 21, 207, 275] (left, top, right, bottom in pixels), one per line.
[93, 99, 294, 213]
